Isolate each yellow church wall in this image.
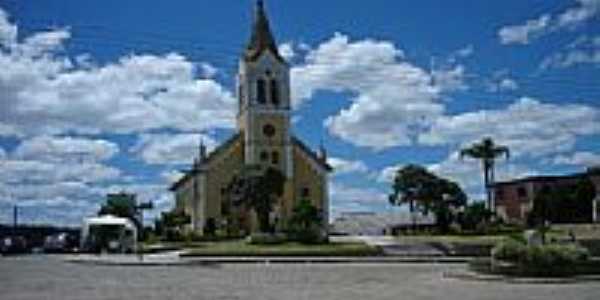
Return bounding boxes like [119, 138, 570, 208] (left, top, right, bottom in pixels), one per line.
[290, 145, 327, 215]
[204, 137, 245, 223]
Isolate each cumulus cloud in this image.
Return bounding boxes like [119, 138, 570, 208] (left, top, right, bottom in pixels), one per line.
[378, 153, 536, 199]
[0, 159, 121, 185]
[160, 170, 186, 185]
[420, 97, 600, 158]
[291, 33, 463, 150]
[541, 35, 600, 69]
[0, 8, 17, 47]
[499, 15, 551, 45]
[13, 135, 119, 163]
[554, 151, 600, 167]
[278, 42, 296, 61]
[131, 133, 218, 165]
[427, 152, 536, 197]
[499, 0, 600, 45]
[328, 157, 368, 176]
[0, 8, 236, 137]
[329, 183, 388, 217]
[455, 45, 475, 58]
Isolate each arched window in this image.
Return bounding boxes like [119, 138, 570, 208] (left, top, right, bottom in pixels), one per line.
[260, 151, 269, 162]
[270, 79, 280, 106]
[257, 79, 267, 104]
[301, 187, 310, 198]
[271, 151, 280, 165]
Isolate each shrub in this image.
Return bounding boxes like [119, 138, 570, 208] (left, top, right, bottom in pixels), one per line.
[525, 244, 589, 268]
[247, 233, 287, 245]
[491, 239, 527, 262]
[491, 237, 591, 276]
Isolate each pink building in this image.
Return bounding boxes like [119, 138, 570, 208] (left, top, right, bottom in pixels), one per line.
[493, 168, 600, 224]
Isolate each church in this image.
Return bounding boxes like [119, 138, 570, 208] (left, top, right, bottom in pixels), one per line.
[169, 1, 332, 235]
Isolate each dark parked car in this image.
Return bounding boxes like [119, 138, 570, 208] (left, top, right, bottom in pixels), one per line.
[1, 236, 29, 255]
[43, 233, 78, 253]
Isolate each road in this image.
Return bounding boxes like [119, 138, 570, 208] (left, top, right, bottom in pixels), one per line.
[1, 256, 599, 300]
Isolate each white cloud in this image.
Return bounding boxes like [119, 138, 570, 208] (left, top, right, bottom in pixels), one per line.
[377, 164, 403, 184]
[486, 77, 519, 93]
[378, 153, 536, 200]
[328, 183, 389, 221]
[499, 78, 519, 91]
[0, 8, 17, 47]
[328, 157, 368, 175]
[0, 9, 236, 137]
[131, 133, 218, 165]
[199, 63, 218, 78]
[427, 152, 536, 197]
[13, 135, 119, 163]
[0, 159, 121, 185]
[541, 35, 600, 69]
[420, 97, 600, 158]
[499, 0, 600, 45]
[160, 170, 185, 185]
[451, 45, 474, 59]
[499, 14, 551, 45]
[279, 42, 296, 61]
[554, 151, 600, 167]
[330, 183, 387, 206]
[0, 146, 5, 160]
[291, 33, 462, 150]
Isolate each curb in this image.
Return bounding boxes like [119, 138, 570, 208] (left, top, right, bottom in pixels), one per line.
[64, 256, 473, 266]
[444, 271, 600, 284]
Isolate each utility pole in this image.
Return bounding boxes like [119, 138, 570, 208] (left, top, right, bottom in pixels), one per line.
[13, 205, 18, 230]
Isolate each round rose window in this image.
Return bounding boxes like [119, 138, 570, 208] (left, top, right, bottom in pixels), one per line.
[263, 124, 276, 137]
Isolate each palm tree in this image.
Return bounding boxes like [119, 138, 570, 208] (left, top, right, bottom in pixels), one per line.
[459, 137, 510, 212]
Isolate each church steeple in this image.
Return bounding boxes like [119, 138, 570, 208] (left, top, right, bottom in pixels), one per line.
[244, 0, 285, 63]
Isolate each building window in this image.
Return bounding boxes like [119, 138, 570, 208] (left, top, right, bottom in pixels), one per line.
[517, 187, 527, 198]
[260, 151, 269, 162]
[221, 200, 230, 215]
[271, 151, 279, 165]
[495, 189, 504, 200]
[301, 187, 310, 198]
[270, 79, 280, 106]
[257, 79, 267, 104]
[263, 124, 276, 137]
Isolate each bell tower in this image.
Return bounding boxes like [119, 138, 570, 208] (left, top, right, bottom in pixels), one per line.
[237, 0, 293, 177]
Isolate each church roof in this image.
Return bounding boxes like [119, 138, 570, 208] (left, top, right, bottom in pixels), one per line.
[244, 0, 285, 63]
[292, 136, 333, 172]
[169, 133, 242, 192]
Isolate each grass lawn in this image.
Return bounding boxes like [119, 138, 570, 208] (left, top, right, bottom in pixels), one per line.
[394, 234, 507, 245]
[179, 240, 382, 257]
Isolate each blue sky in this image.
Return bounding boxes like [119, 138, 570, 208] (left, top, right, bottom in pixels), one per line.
[1, 0, 599, 226]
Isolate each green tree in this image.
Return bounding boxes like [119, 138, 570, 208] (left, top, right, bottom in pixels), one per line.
[288, 199, 323, 243]
[98, 194, 137, 225]
[227, 165, 286, 233]
[460, 137, 510, 211]
[388, 164, 467, 232]
[529, 179, 596, 225]
[156, 210, 191, 241]
[459, 202, 493, 231]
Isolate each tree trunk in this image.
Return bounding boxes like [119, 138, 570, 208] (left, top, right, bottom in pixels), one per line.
[489, 161, 496, 213]
[483, 160, 492, 212]
[257, 210, 271, 233]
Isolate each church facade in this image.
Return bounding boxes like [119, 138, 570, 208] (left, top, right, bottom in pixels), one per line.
[169, 1, 331, 235]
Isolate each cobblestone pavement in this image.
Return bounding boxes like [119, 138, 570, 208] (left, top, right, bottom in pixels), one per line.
[1, 256, 599, 300]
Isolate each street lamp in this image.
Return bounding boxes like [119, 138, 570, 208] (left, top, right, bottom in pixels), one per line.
[135, 201, 153, 261]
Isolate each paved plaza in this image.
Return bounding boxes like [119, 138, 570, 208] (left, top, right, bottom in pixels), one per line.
[1, 256, 599, 300]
